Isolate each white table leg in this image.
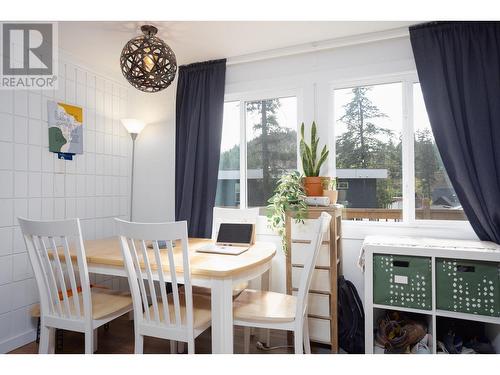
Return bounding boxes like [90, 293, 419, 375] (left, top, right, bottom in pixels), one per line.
[211, 278, 234, 354]
[258, 270, 271, 346]
[261, 269, 271, 291]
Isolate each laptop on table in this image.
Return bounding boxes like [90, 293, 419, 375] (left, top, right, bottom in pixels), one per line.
[196, 223, 255, 255]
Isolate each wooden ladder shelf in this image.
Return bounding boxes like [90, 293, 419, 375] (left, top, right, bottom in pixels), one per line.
[285, 204, 343, 353]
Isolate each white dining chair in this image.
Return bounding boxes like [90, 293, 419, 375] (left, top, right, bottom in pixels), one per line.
[233, 212, 332, 354]
[190, 207, 261, 298]
[115, 219, 211, 354]
[212, 207, 272, 349]
[18, 218, 133, 354]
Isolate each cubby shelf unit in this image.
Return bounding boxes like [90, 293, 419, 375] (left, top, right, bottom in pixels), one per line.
[363, 235, 500, 354]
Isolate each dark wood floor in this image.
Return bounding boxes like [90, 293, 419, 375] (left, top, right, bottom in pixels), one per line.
[10, 315, 332, 354]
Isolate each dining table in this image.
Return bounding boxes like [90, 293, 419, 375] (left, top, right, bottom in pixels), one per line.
[62, 237, 276, 354]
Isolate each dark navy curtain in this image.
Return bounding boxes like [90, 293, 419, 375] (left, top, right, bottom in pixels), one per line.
[175, 59, 226, 238]
[410, 22, 500, 243]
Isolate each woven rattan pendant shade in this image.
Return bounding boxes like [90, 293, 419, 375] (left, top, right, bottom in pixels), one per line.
[120, 25, 177, 93]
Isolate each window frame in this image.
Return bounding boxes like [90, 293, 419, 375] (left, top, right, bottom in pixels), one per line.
[219, 72, 470, 231]
[222, 88, 304, 209]
[330, 72, 469, 229]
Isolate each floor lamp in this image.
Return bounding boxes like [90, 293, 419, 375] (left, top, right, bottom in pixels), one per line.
[120, 119, 146, 222]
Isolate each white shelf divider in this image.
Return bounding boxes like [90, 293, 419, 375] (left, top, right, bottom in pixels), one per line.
[435, 310, 500, 325]
[373, 304, 433, 316]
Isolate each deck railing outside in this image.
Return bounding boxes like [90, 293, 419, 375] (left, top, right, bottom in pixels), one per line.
[226, 206, 467, 222]
[342, 207, 466, 221]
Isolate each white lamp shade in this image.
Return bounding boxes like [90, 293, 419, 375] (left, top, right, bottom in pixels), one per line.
[121, 119, 146, 134]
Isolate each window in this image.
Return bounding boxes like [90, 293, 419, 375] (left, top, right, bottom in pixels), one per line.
[413, 83, 466, 220]
[246, 97, 297, 207]
[333, 79, 466, 223]
[215, 101, 241, 208]
[334, 83, 403, 221]
[215, 95, 298, 208]
[218, 76, 467, 225]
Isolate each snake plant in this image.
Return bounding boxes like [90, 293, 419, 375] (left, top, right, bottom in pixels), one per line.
[300, 121, 329, 177]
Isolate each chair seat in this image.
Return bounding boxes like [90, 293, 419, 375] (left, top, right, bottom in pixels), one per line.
[87, 290, 133, 320]
[233, 289, 297, 323]
[32, 289, 133, 320]
[146, 293, 211, 329]
[191, 281, 248, 298]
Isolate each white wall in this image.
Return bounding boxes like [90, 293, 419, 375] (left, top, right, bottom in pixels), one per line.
[0, 51, 133, 353]
[128, 85, 176, 222]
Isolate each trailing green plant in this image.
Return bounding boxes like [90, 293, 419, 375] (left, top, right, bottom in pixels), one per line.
[300, 121, 329, 177]
[266, 171, 308, 253]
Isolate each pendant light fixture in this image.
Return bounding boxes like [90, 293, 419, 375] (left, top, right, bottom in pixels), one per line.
[120, 24, 177, 93]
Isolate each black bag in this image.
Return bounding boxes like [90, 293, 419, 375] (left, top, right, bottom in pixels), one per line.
[338, 276, 365, 353]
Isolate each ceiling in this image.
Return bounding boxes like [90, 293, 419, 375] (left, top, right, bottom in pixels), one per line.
[59, 21, 416, 81]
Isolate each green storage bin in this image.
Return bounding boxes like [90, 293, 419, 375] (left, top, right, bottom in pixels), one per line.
[436, 258, 500, 317]
[373, 254, 432, 310]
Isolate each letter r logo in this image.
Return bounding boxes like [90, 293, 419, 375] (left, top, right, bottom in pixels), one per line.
[2, 23, 53, 75]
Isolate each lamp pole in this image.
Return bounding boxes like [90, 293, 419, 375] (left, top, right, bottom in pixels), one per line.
[121, 119, 146, 222]
[129, 132, 138, 222]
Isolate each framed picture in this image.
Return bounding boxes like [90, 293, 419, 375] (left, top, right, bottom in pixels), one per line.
[47, 101, 83, 156]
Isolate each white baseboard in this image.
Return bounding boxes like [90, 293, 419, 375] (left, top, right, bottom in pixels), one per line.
[0, 329, 37, 354]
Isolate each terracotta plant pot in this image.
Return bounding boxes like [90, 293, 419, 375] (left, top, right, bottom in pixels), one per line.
[323, 189, 338, 204]
[303, 176, 323, 196]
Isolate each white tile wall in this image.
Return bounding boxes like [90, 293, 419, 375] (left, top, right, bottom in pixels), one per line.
[0, 56, 132, 352]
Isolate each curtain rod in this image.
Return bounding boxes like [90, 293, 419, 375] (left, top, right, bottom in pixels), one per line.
[226, 26, 410, 66]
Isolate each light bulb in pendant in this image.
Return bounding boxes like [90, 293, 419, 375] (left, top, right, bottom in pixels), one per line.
[143, 54, 155, 72]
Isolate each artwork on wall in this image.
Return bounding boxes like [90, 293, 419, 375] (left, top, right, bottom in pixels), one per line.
[47, 101, 84, 160]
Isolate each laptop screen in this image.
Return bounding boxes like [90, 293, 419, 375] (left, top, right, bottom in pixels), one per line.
[216, 223, 254, 245]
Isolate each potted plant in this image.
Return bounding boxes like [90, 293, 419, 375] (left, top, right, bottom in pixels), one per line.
[266, 171, 308, 253]
[322, 177, 338, 204]
[300, 121, 329, 196]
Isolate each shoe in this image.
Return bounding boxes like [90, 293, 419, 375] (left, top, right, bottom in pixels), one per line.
[411, 334, 431, 354]
[437, 340, 448, 354]
[461, 347, 476, 354]
[465, 336, 496, 354]
[404, 322, 427, 346]
[443, 331, 463, 354]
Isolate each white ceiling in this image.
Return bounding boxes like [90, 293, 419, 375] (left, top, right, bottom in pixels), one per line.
[59, 21, 416, 81]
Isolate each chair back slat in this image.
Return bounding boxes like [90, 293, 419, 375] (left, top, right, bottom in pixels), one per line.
[32, 236, 57, 314]
[62, 237, 82, 319]
[152, 240, 171, 325]
[128, 238, 151, 321]
[166, 239, 182, 327]
[179, 237, 194, 333]
[48, 236, 72, 317]
[295, 212, 332, 319]
[36, 235, 63, 316]
[140, 239, 160, 324]
[116, 219, 192, 333]
[18, 218, 91, 322]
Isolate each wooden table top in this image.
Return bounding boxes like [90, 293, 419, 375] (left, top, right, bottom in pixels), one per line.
[69, 238, 276, 279]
